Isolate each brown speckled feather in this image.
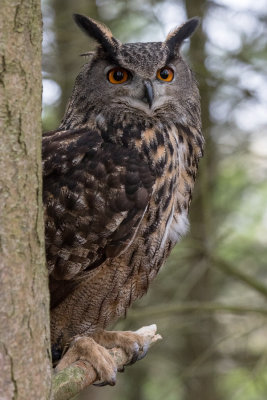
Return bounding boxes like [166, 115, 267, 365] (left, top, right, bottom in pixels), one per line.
[43, 127, 155, 306]
[43, 15, 204, 361]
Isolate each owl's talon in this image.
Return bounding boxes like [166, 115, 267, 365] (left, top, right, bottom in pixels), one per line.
[125, 341, 140, 365]
[138, 342, 149, 360]
[93, 380, 114, 387]
[55, 336, 117, 385]
[127, 340, 148, 365]
[92, 330, 148, 367]
[127, 350, 139, 365]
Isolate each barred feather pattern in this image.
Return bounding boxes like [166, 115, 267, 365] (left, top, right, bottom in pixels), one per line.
[42, 15, 204, 358]
[43, 110, 203, 350]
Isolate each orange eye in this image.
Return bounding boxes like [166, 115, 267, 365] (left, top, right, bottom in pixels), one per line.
[108, 67, 129, 84]
[156, 67, 174, 82]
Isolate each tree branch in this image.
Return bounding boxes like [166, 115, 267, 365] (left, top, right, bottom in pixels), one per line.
[128, 302, 267, 320]
[52, 324, 162, 400]
[210, 256, 267, 299]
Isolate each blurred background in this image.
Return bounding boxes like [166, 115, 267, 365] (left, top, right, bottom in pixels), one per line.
[42, 0, 267, 399]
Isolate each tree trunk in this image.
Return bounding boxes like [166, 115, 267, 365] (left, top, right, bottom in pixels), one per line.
[0, 1, 51, 399]
[180, 2, 223, 400]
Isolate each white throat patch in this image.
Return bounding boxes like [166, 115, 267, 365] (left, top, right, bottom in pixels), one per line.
[160, 207, 189, 249]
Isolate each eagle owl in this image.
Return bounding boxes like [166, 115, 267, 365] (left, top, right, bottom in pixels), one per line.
[43, 14, 203, 384]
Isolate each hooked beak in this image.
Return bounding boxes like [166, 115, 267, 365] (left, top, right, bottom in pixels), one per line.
[143, 80, 154, 108]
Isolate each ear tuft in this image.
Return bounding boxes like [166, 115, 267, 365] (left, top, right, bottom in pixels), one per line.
[165, 17, 200, 55]
[73, 14, 121, 58]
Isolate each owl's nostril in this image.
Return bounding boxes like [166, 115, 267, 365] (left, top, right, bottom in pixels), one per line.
[143, 81, 154, 108]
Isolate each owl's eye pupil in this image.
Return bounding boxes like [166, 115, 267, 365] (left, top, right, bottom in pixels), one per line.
[113, 71, 124, 81]
[160, 69, 169, 79]
[156, 66, 174, 82]
[108, 68, 128, 84]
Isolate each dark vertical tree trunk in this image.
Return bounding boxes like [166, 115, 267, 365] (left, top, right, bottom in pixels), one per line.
[0, 1, 51, 399]
[180, 1, 222, 400]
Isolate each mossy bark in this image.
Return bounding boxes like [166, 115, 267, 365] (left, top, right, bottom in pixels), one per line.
[0, 1, 51, 399]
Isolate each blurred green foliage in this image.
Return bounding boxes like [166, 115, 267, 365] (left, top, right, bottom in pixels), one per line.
[42, 0, 267, 399]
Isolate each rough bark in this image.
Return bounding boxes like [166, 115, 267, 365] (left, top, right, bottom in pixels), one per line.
[0, 1, 51, 399]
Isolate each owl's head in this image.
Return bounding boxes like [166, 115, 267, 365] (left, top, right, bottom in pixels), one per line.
[62, 14, 200, 128]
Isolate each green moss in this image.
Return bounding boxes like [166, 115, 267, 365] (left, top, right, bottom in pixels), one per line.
[52, 366, 86, 400]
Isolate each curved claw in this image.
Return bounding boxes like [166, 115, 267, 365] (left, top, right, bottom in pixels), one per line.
[126, 340, 149, 365]
[93, 380, 115, 387]
[137, 341, 149, 361]
[126, 342, 140, 366]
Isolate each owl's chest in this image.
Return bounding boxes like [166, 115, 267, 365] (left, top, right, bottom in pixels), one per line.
[133, 124, 190, 255]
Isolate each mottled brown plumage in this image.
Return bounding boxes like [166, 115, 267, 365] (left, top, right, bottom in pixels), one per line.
[43, 14, 204, 383]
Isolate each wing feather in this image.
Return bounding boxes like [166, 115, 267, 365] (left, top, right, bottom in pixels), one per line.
[43, 128, 154, 286]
